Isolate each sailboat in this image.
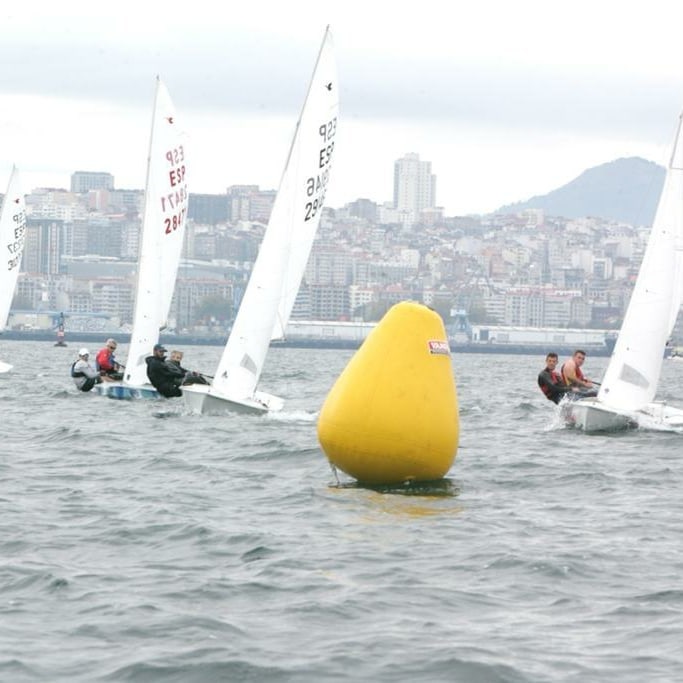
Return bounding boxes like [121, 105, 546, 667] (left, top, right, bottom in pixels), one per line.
[183, 26, 338, 415]
[96, 77, 189, 399]
[0, 167, 27, 374]
[564, 107, 683, 432]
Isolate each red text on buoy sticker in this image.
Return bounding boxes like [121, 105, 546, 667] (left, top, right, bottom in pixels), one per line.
[428, 340, 450, 355]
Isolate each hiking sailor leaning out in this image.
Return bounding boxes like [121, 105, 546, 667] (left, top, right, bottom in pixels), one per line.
[537, 352, 574, 405]
[166, 350, 209, 387]
[71, 348, 103, 392]
[561, 349, 594, 390]
[145, 344, 183, 398]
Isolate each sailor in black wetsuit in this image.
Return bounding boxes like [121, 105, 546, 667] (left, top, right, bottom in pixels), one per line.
[145, 344, 183, 398]
[166, 350, 209, 386]
[538, 352, 573, 404]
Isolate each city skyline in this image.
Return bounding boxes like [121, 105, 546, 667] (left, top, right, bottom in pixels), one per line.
[8, 181, 656, 338]
[3, 1, 683, 215]
[4, 154, 665, 232]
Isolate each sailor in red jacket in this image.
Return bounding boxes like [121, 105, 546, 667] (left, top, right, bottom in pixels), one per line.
[561, 349, 594, 390]
[96, 338, 123, 380]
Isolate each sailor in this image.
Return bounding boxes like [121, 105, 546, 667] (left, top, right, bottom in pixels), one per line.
[71, 348, 103, 392]
[538, 352, 574, 404]
[145, 344, 183, 398]
[96, 338, 124, 381]
[166, 350, 209, 386]
[561, 349, 599, 398]
[561, 349, 594, 390]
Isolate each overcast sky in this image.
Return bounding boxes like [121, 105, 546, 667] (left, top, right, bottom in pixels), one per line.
[2, 0, 683, 214]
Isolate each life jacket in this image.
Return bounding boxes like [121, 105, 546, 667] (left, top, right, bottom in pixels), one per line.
[561, 362, 584, 385]
[71, 361, 85, 378]
[96, 348, 116, 372]
[539, 369, 562, 398]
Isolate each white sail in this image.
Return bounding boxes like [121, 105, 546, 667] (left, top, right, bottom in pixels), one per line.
[0, 167, 27, 332]
[271, 29, 339, 340]
[124, 79, 189, 387]
[210, 27, 338, 403]
[667, 115, 683, 335]
[597, 111, 683, 412]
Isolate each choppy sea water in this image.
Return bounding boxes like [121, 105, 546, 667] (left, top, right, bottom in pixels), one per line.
[1, 339, 683, 682]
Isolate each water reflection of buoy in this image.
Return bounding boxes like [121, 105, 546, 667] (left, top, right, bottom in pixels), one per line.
[317, 301, 459, 484]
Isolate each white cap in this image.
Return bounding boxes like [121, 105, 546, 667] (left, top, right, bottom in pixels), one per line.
[79, 348, 89, 356]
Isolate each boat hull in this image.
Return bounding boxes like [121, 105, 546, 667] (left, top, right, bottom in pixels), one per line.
[562, 398, 636, 432]
[563, 397, 683, 432]
[182, 384, 283, 415]
[0, 361, 12, 374]
[94, 382, 160, 400]
[638, 402, 683, 429]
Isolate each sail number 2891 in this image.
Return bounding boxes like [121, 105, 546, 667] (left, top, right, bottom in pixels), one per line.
[304, 117, 337, 221]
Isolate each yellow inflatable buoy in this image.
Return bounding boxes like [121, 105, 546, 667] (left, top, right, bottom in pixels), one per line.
[317, 301, 459, 484]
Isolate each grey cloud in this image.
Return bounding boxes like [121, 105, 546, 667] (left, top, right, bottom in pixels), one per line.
[2, 36, 681, 144]
[339, 55, 682, 141]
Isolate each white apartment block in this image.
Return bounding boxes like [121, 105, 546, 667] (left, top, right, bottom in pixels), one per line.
[393, 153, 436, 224]
[348, 285, 376, 315]
[305, 250, 352, 286]
[26, 189, 87, 222]
[91, 280, 134, 322]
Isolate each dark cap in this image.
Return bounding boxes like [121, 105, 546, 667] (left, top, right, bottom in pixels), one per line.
[153, 343, 167, 352]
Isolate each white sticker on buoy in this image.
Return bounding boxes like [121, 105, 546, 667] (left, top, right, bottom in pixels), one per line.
[428, 340, 450, 355]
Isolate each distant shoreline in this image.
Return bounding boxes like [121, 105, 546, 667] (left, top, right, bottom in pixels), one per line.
[0, 329, 614, 357]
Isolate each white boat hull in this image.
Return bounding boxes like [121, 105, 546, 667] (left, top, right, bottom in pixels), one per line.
[182, 383, 283, 415]
[94, 382, 160, 400]
[563, 397, 683, 432]
[562, 398, 636, 432]
[0, 360, 12, 374]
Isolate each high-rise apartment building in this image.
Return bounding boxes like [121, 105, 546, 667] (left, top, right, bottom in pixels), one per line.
[225, 185, 277, 223]
[23, 219, 65, 274]
[70, 171, 114, 193]
[188, 193, 230, 225]
[393, 153, 436, 219]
